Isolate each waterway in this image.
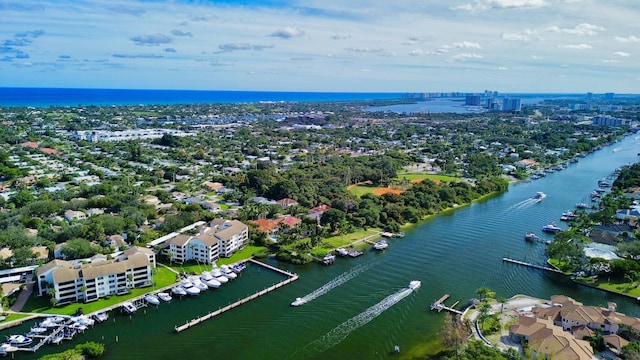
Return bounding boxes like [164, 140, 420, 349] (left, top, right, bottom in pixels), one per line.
[6, 134, 640, 359]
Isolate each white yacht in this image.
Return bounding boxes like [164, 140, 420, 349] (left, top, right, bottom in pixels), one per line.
[5, 335, 32, 347]
[157, 292, 172, 302]
[408, 280, 421, 290]
[211, 268, 229, 284]
[336, 248, 349, 257]
[220, 265, 238, 279]
[291, 297, 305, 307]
[145, 294, 160, 305]
[533, 192, 546, 201]
[200, 272, 221, 288]
[93, 311, 109, 322]
[181, 280, 201, 295]
[373, 239, 388, 250]
[122, 301, 137, 314]
[541, 222, 563, 233]
[171, 286, 187, 297]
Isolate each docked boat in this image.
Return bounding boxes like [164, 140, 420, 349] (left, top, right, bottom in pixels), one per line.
[373, 239, 388, 250]
[28, 326, 48, 335]
[533, 192, 546, 201]
[181, 280, 201, 295]
[5, 335, 32, 347]
[220, 265, 238, 279]
[336, 248, 349, 257]
[70, 315, 94, 327]
[171, 286, 187, 297]
[322, 253, 336, 265]
[93, 311, 109, 322]
[157, 292, 172, 302]
[291, 297, 305, 307]
[189, 276, 209, 291]
[122, 301, 137, 314]
[200, 271, 221, 288]
[211, 268, 229, 284]
[524, 232, 539, 242]
[69, 323, 87, 331]
[231, 262, 247, 274]
[542, 222, 563, 233]
[145, 294, 160, 305]
[575, 202, 590, 209]
[408, 280, 421, 290]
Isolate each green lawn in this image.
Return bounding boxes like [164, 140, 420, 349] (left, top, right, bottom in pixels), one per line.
[0, 313, 31, 323]
[396, 173, 461, 183]
[582, 278, 640, 298]
[322, 228, 381, 249]
[347, 185, 380, 197]
[21, 267, 178, 316]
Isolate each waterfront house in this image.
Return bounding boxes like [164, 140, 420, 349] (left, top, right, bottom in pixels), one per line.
[36, 247, 153, 305]
[276, 198, 299, 209]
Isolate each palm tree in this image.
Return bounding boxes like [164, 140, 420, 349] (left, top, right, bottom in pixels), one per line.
[475, 286, 495, 301]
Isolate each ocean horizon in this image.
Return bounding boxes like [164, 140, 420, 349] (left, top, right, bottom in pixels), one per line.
[0, 87, 405, 107]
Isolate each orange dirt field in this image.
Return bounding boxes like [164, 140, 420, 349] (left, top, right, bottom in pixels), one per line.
[373, 188, 404, 196]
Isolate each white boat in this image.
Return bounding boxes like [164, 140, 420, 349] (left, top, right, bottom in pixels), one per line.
[533, 192, 546, 201]
[157, 292, 172, 302]
[220, 265, 238, 279]
[122, 301, 137, 314]
[542, 222, 563, 233]
[291, 297, 305, 306]
[93, 311, 108, 322]
[70, 315, 94, 326]
[200, 271, 221, 288]
[189, 276, 208, 291]
[171, 286, 187, 297]
[575, 202, 590, 209]
[230, 262, 246, 273]
[211, 268, 229, 283]
[373, 239, 388, 250]
[336, 248, 349, 257]
[524, 232, 539, 242]
[408, 280, 421, 290]
[28, 326, 48, 335]
[5, 335, 32, 346]
[69, 323, 87, 331]
[322, 253, 336, 264]
[181, 280, 201, 295]
[145, 294, 160, 305]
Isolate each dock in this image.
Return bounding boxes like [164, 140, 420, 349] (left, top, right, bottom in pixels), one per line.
[430, 294, 463, 315]
[174, 259, 298, 333]
[502, 258, 564, 274]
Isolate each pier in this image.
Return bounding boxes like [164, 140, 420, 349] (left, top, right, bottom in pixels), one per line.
[430, 294, 463, 315]
[502, 258, 564, 274]
[174, 259, 298, 333]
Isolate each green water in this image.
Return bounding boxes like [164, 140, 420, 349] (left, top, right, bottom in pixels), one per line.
[8, 135, 640, 359]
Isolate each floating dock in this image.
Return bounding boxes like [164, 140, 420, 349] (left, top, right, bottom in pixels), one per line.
[174, 259, 298, 333]
[502, 258, 564, 274]
[430, 294, 463, 315]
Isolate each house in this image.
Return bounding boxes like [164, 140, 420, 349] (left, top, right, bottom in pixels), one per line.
[201, 201, 220, 211]
[104, 234, 127, 249]
[64, 210, 87, 222]
[276, 198, 299, 209]
[36, 250, 153, 305]
[251, 215, 302, 237]
[202, 181, 225, 192]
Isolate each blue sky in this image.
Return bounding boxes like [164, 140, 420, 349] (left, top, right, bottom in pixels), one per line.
[1, 0, 639, 93]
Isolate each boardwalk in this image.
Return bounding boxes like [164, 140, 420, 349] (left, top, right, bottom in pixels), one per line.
[174, 259, 298, 333]
[502, 258, 564, 274]
[430, 294, 463, 315]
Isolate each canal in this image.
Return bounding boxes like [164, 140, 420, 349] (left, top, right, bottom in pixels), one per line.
[8, 134, 640, 359]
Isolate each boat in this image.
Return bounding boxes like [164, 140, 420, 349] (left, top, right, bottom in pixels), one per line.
[122, 301, 137, 314]
[171, 286, 187, 297]
[336, 248, 349, 257]
[542, 222, 563, 233]
[322, 253, 336, 264]
[200, 271, 221, 288]
[5, 335, 32, 347]
[373, 239, 388, 250]
[524, 232, 539, 242]
[220, 265, 238, 279]
[291, 297, 305, 307]
[70, 315, 94, 327]
[230, 262, 247, 274]
[189, 276, 209, 291]
[157, 292, 172, 302]
[28, 326, 48, 335]
[181, 280, 201, 295]
[93, 311, 108, 322]
[533, 192, 546, 201]
[211, 268, 229, 284]
[69, 323, 87, 331]
[575, 202, 590, 209]
[48, 333, 64, 345]
[145, 293, 160, 305]
[408, 280, 421, 290]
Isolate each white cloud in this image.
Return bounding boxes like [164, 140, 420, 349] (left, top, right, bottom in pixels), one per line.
[546, 23, 605, 36]
[452, 52, 483, 60]
[269, 26, 305, 39]
[410, 49, 424, 56]
[613, 51, 630, 57]
[452, 41, 482, 49]
[501, 29, 540, 42]
[497, 66, 508, 70]
[558, 44, 592, 50]
[130, 34, 172, 46]
[614, 35, 640, 43]
[453, 0, 547, 11]
[603, 59, 619, 63]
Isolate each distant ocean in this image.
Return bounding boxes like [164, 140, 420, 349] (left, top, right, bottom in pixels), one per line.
[0, 87, 403, 107]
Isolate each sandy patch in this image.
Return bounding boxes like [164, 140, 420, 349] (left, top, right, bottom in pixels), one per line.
[373, 188, 404, 196]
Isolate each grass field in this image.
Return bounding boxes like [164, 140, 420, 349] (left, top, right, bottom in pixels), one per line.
[396, 173, 460, 183]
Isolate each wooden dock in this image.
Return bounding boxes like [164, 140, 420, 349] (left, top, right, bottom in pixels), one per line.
[502, 258, 564, 274]
[174, 259, 298, 333]
[430, 294, 463, 315]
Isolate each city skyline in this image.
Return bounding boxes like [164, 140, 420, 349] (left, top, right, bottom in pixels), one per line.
[1, 0, 639, 93]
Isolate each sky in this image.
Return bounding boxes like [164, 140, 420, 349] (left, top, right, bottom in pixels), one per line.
[1, 0, 639, 93]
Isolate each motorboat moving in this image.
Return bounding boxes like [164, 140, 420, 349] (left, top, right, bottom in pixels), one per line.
[408, 280, 421, 290]
[533, 192, 546, 201]
[291, 297, 305, 307]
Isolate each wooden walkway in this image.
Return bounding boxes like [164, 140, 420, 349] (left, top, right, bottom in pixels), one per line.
[430, 294, 463, 315]
[502, 258, 564, 274]
[174, 259, 298, 333]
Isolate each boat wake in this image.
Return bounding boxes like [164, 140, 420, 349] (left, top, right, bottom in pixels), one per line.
[295, 264, 369, 306]
[508, 197, 539, 210]
[293, 287, 413, 358]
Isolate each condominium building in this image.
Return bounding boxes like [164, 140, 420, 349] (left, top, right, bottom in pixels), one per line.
[36, 247, 153, 305]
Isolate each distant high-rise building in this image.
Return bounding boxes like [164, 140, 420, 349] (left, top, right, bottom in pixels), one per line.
[502, 98, 522, 112]
[465, 95, 481, 106]
[604, 92, 615, 100]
